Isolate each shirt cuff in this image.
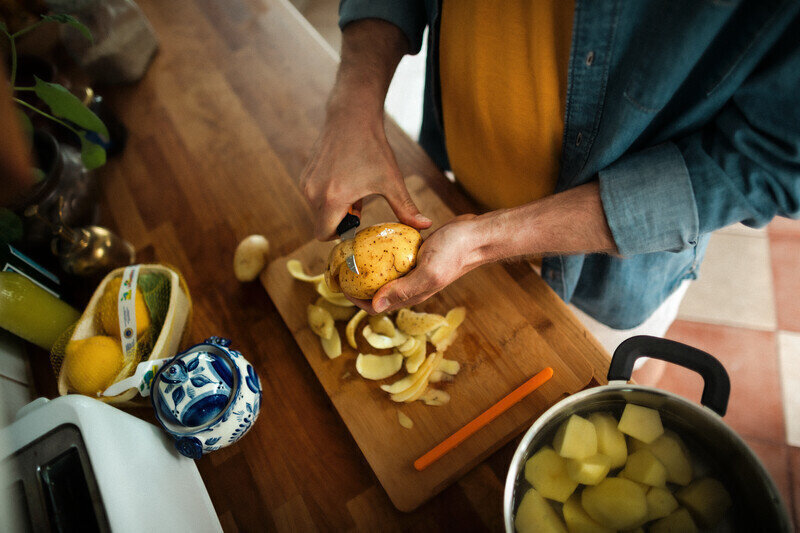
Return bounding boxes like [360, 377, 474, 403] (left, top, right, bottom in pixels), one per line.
[339, 0, 427, 54]
[598, 142, 700, 256]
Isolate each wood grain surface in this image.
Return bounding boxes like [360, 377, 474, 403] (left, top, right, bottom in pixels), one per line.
[264, 175, 593, 511]
[26, 0, 612, 530]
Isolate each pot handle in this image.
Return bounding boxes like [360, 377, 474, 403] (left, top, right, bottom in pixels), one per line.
[607, 335, 730, 416]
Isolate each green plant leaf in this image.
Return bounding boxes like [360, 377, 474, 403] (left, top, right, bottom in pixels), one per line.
[41, 14, 93, 43]
[0, 20, 8, 35]
[16, 109, 33, 138]
[33, 77, 109, 138]
[79, 133, 106, 169]
[0, 208, 24, 244]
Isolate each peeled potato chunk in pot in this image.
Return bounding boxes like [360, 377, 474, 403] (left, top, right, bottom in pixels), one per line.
[562, 494, 612, 533]
[514, 488, 568, 533]
[327, 223, 422, 300]
[524, 447, 578, 503]
[617, 403, 664, 444]
[647, 430, 693, 486]
[588, 412, 628, 468]
[646, 486, 679, 522]
[650, 507, 698, 533]
[553, 414, 598, 460]
[676, 477, 731, 529]
[566, 453, 611, 486]
[621, 449, 668, 487]
[581, 477, 648, 530]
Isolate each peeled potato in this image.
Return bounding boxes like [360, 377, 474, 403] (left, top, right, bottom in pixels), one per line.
[396, 308, 446, 335]
[618, 403, 664, 444]
[646, 486, 679, 521]
[566, 454, 611, 486]
[355, 353, 403, 380]
[647, 430, 693, 486]
[315, 297, 357, 321]
[553, 414, 598, 460]
[515, 488, 568, 533]
[588, 412, 628, 468]
[438, 358, 460, 375]
[621, 449, 668, 487]
[676, 477, 731, 528]
[346, 309, 367, 349]
[581, 477, 647, 530]
[369, 314, 396, 336]
[650, 507, 698, 533]
[307, 304, 334, 340]
[327, 223, 422, 299]
[234, 235, 270, 282]
[562, 494, 612, 533]
[320, 329, 341, 359]
[524, 447, 578, 503]
[286, 259, 323, 283]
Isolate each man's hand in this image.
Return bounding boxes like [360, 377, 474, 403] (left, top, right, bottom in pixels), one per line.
[300, 19, 432, 240]
[347, 215, 486, 314]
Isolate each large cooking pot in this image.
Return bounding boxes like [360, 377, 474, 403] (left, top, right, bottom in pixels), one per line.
[504, 335, 791, 532]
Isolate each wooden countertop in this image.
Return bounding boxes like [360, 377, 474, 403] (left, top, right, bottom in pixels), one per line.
[30, 0, 611, 529]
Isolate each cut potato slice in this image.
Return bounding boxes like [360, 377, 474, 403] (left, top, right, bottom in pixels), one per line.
[566, 454, 611, 486]
[515, 488, 568, 533]
[396, 308, 446, 335]
[355, 353, 403, 380]
[391, 352, 442, 402]
[287, 259, 324, 283]
[676, 477, 731, 529]
[320, 329, 341, 359]
[362, 325, 408, 350]
[398, 336, 419, 356]
[650, 507, 698, 533]
[628, 436, 649, 453]
[648, 430, 693, 486]
[553, 414, 598, 460]
[368, 314, 395, 336]
[646, 486, 679, 521]
[346, 310, 367, 349]
[618, 403, 664, 444]
[397, 411, 413, 429]
[562, 494, 613, 533]
[307, 304, 334, 340]
[438, 358, 460, 375]
[315, 297, 357, 321]
[588, 412, 628, 468]
[581, 477, 647, 530]
[421, 388, 450, 406]
[524, 447, 579, 503]
[381, 351, 439, 394]
[404, 335, 427, 373]
[316, 280, 355, 307]
[621, 449, 667, 487]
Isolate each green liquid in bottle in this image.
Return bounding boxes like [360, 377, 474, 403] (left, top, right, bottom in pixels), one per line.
[0, 272, 80, 350]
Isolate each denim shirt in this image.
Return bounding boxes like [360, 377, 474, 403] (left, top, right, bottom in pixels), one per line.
[339, 0, 800, 329]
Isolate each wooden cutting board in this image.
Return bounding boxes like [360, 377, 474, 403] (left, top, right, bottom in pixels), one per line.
[263, 175, 594, 511]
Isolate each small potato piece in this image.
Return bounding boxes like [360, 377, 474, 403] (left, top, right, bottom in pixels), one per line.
[566, 454, 611, 486]
[286, 258, 323, 283]
[524, 447, 579, 503]
[346, 310, 367, 349]
[676, 478, 732, 529]
[315, 297, 357, 321]
[355, 353, 403, 380]
[621, 449, 667, 487]
[396, 308, 446, 335]
[307, 304, 334, 339]
[234, 235, 270, 281]
[515, 488, 568, 533]
[646, 486, 679, 521]
[618, 403, 664, 444]
[369, 314, 396, 336]
[588, 412, 628, 468]
[320, 329, 342, 359]
[581, 477, 647, 530]
[562, 494, 613, 533]
[648, 430, 693, 486]
[438, 358, 460, 375]
[397, 411, 413, 429]
[421, 388, 450, 406]
[649, 508, 699, 533]
[553, 415, 598, 460]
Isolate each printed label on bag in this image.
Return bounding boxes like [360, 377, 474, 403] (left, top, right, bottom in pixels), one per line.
[118, 265, 141, 360]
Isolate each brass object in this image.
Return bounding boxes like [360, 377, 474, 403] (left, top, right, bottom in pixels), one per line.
[25, 198, 135, 277]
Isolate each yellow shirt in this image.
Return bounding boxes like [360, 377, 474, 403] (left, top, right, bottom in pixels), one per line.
[439, 0, 575, 210]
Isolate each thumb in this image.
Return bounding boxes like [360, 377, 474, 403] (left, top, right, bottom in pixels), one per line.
[383, 184, 432, 230]
[372, 270, 428, 313]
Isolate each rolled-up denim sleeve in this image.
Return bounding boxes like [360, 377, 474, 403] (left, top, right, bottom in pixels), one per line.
[339, 0, 427, 54]
[599, 20, 800, 257]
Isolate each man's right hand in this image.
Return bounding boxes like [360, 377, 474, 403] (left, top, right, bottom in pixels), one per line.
[298, 19, 432, 241]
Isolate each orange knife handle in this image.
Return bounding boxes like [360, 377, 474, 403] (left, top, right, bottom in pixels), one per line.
[336, 203, 361, 236]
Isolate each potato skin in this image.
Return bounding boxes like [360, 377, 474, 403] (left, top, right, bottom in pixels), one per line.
[329, 223, 422, 299]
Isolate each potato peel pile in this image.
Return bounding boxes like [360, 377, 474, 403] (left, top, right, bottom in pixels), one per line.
[287, 259, 466, 407]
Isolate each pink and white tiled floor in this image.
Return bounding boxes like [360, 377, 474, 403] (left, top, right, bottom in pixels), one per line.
[634, 218, 800, 527]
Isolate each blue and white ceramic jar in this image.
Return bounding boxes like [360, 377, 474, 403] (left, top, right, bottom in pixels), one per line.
[151, 337, 262, 459]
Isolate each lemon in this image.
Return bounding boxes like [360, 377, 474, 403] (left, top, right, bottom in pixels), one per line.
[65, 335, 124, 396]
[98, 278, 151, 338]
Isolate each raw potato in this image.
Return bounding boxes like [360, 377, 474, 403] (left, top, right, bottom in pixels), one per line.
[562, 494, 613, 533]
[618, 403, 664, 444]
[346, 310, 367, 349]
[316, 280, 354, 307]
[553, 414, 598, 460]
[647, 430, 693, 486]
[649, 508, 698, 533]
[404, 335, 427, 373]
[397, 411, 413, 429]
[362, 325, 407, 350]
[566, 454, 611, 486]
[234, 235, 270, 282]
[320, 329, 341, 359]
[676, 477, 731, 528]
[588, 412, 628, 468]
[307, 304, 334, 340]
[286, 258, 323, 283]
[515, 488, 568, 533]
[325, 239, 354, 293]
[524, 447, 579, 503]
[621, 449, 668, 487]
[438, 358, 460, 375]
[315, 297, 357, 321]
[330, 223, 422, 299]
[396, 308, 446, 335]
[646, 486, 679, 521]
[581, 477, 648, 530]
[369, 314, 395, 336]
[628, 436, 649, 453]
[355, 353, 403, 380]
[421, 388, 450, 406]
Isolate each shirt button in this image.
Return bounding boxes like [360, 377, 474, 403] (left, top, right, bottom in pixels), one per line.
[576, 132, 583, 146]
[585, 51, 595, 66]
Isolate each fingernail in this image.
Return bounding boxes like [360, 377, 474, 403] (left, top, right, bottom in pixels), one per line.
[373, 298, 387, 313]
[416, 214, 432, 224]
